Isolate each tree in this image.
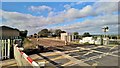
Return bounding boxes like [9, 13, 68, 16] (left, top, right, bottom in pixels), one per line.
[83, 32, 91, 37]
[34, 33, 37, 35]
[48, 29, 54, 37]
[61, 31, 66, 33]
[20, 30, 28, 38]
[54, 29, 66, 37]
[73, 32, 79, 39]
[55, 29, 61, 36]
[33, 33, 37, 38]
[38, 29, 49, 37]
[73, 32, 79, 36]
[38, 29, 66, 37]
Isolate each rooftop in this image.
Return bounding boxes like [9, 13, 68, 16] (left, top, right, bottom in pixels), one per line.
[0, 26, 19, 31]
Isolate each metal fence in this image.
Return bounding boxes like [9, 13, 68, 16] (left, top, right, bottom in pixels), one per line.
[0, 39, 14, 60]
[14, 44, 39, 68]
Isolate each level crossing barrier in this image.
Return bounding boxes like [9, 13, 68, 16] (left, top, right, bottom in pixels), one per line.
[14, 44, 40, 68]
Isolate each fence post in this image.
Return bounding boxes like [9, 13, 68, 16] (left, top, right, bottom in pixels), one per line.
[4, 40, 7, 59]
[7, 39, 10, 58]
[0, 40, 2, 60]
[2, 40, 4, 59]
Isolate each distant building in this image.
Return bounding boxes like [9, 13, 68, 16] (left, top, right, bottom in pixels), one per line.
[61, 33, 74, 42]
[61, 33, 68, 41]
[0, 26, 20, 39]
[79, 37, 95, 44]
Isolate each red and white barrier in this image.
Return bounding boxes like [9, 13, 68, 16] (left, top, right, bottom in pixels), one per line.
[14, 45, 39, 67]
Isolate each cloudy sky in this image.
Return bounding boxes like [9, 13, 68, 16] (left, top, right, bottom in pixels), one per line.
[1, 2, 119, 35]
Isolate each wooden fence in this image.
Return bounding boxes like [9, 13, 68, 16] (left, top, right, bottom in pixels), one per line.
[0, 39, 14, 60]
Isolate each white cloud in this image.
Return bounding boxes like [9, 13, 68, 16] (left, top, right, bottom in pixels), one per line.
[98, 0, 120, 2]
[63, 2, 118, 17]
[63, 1, 83, 9]
[29, 5, 52, 12]
[79, 5, 93, 16]
[55, 14, 118, 34]
[64, 4, 71, 9]
[93, 2, 118, 14]
[2, 10, 49, 34]
[76, 1, 83, 5]
[1, 2, 118, 35]
[62, 5, 93, 20]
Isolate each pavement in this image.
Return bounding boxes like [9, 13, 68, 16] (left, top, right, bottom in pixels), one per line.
[1, 59, 17, 68]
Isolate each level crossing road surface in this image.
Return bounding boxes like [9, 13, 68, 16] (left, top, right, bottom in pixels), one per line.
[28, 38, 119, 67]
[2, 38, 119, 68]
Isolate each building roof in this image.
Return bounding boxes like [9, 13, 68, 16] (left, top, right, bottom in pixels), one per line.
[0, 26, 19, 31]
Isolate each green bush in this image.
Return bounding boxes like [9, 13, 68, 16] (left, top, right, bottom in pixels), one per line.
[84, 42, 90, 45]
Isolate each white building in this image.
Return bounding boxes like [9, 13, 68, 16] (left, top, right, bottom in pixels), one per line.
[95, 37, 103, 45]
[61, 33, 74, 42]
[79, 37, 95, 44]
